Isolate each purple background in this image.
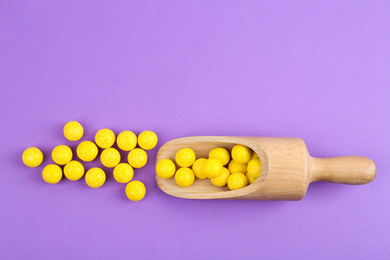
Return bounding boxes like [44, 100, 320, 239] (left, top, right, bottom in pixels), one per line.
[1, 1, 389, 259]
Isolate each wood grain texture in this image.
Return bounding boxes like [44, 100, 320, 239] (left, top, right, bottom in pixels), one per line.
[156, 136, 376, 200]
[309, 156, 376, 184]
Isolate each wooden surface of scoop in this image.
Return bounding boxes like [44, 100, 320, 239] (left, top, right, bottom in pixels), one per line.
[156, 136, 376, 200]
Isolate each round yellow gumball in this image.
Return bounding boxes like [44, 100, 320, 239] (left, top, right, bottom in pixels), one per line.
[128, 148, 148, 168]
[138, 130, 158, 150]
[126, 181, 146, 201]
[85, 167, 106, 188]
[175, 168, 195, 187]
[22, 147, 43, 167]
[95, 129, 115, 148]
[246, 173, 257, 185]
[100, 148, 121, 168]
[52, 145, 73, 165]
[251, 152, 259, 160]
[192, 158, 207, 179]
[42, 164, 62, 184]
[231, 144, 252, 164]
[209, 147, 230, 166]
[175, 148, 196, 168]
[156, 159, 176, 179]
[77, 141, 98, 162]
[117, 131, 137, 151]
[228, 160, 247, 174]
[113, 163, 134, 183]
[227, 172, 248, 190]
[64, 160, 85, 181]
[63, 121, 83, 141]
[202, 158, 223, 178]
[211, 167, 230, 187]
[247, 159, 261, 179]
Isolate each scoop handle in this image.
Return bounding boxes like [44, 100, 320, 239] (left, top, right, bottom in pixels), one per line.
[309, 156, 376, 184]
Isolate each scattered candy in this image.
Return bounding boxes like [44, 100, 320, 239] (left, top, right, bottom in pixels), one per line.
[22, 147, 43, 167]
[63, 121, 83, 141]
[24, 120, 264, 196]
[64, 160, 85, 181]
[175, 168, 195, 187]
[95, 128, 115, 148]
[138, 130, 158, 150]
[76, 141, 98, 162]
[175, 147, 196, 168]
[128, 148, 148, 168]
[42, 164, 62, 184]
[52, 145, 73, 165]
[126, 181, 146, 201]
[117, 130, 137, 151]
[156, 159, 176, 179]
[85, 167, 106, 188]
[100, 148, 121, 168]
[113, 163, 134, 183]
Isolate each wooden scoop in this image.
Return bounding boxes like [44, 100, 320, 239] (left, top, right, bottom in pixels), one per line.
[156, 136, 376, 200]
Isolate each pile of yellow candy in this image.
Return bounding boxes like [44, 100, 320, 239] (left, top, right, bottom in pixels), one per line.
[22, 121, 158, 201]
[156, 144, 261, 190]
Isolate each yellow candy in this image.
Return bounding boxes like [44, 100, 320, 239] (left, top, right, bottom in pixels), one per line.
[138, 130, 158, 150]
[209, 147, 230, 166]
[210, 167, 230, 187]
[77, 141, 98, 162]
[126, 180, 146, 201]
[63, 121, 83, 141]
[128, 148, 148, 168]
[85, 167, 106, 188]
[228, 160, 247, 174]
[117, 131, 137, 151]
[251, 152, 259, 160]
[175, 168, 195, 187]
[52, 145, 73, 165]
[247, 159, 261, 179]
[175, 148, 196, 168]
[95, 129, 115, 148]
[100, 148, 121, 168]
[202, 158, 223, 178]
[156, 159, 176, 179]
[22, 147, 43, 167]
[246, 173, 257, 184]
[42, 164, 62, 184]
[231, 144, 252, 164]
[227, 172, 248, 190]
[64, 160, 85, 181]
[113, 163, 134, 183]
[192, 158, 207, 179]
